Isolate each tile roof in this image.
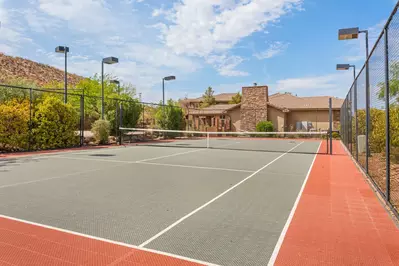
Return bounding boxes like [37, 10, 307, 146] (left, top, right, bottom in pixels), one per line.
[268, 93, 344, 110]
[188, 104, 241, 115]
[184, 93, 237, 103]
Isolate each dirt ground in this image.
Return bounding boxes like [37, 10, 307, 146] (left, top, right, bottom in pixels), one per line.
[358, 153, 399, 213]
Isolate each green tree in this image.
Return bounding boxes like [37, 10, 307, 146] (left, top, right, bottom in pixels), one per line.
[155, 99, 184, 130]
[0, 78, 39, 102]
[73, 75, 140, 131]
[229, 92, 242, 104]
[378, 61, 399, 104]
[201, 87, 216, 108]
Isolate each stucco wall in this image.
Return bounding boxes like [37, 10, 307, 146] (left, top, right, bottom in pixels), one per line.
[268, 107, 286, 132]
[228, 107, 241, 132]
[286, 110, 339, 131]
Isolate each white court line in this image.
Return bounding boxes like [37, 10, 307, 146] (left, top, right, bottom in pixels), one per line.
[138, 141, 305, 247]
[53, 156, 253, 173]
[0, 165, 123, 190]
[138, 161, 254, 173]
[267, 141, 322, 266]
[0, 214, 220, 266]
[1, 143, 244, 190]
[136, 141, 240, 163]
[128, 148, 204, 163]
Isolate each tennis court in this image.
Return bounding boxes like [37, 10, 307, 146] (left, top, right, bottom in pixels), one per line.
[0, 134, 323, 265]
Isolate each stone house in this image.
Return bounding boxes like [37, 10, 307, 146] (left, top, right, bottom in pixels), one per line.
[181, 85, 343, 132]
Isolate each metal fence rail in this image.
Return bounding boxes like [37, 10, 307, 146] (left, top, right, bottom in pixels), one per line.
[340, 3, 399, 218]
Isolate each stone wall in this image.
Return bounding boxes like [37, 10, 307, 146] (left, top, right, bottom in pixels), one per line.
[240, 86, 268, 131]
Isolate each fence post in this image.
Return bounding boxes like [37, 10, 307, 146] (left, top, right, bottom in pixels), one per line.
[142, 103, 145, 128]
[329, 97, 333, 155]
[384, 28, 391, 202]
[354, 80, 359, 161]
[365, 62, 371, 174]
[119, 103, 123, 145]
[80, 95, 84, 146]
[29, 88, 33, 151]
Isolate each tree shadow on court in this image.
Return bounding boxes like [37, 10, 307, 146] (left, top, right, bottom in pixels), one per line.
[89, 154, 116, 157]
[0, 158, 18, 172]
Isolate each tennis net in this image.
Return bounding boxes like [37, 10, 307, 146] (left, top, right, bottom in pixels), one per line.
[119, 128, 329, 154]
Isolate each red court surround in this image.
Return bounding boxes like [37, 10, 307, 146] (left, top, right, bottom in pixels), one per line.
[0, 217, 203, 266]
[275, 141, 399, 265]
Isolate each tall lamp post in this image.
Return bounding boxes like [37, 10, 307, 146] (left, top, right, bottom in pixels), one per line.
[55, 46, 69, 104]
[338, 27, 370, 171]
[110, 79, 121, 95]
[162, 76, 176, 106]
[102, 57, 119, 119]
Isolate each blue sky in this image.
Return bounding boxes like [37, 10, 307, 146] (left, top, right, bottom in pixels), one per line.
[0, 0, 397, 102]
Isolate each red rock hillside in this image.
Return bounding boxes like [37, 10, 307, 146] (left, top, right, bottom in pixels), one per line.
[0, 53, 84, 86]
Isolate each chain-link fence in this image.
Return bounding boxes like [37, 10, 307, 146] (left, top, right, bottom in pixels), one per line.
[0, 84, 182, 152]
[340, 3, 399, 218]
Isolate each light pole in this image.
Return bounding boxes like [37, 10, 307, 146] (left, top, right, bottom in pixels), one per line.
[337, 64, 358, 160]
[162, 76, 176, 106]
[338, 27, 370, 172]
[110, 79, 121, 95]
[336, 64, 356, 80]
[55, 46, 69, 104]
[102, 57, 119, 119]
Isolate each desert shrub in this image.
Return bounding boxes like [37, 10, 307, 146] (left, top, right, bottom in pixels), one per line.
[32, 96, 79, 150]
[256, 121, 274, 132]
[332, 132, 340, 139]
[91, 119, 111, 144]
[0, 99, 30, 151]
[355, 107, 399, 155]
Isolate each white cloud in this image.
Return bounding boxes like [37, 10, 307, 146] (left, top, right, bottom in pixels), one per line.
[37, 0, 116, 33]
[156, 0, 302, 57]
[254, 41, 289, 59]
[20, 9, 61, 33]
[272, 72, 353, 97]
[120, 43, 200, 72]
[152, 0, 301, 76]
[0, 1, 33, 55]
[206, 54, 249, 77]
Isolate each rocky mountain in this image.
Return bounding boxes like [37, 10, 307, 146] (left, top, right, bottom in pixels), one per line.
[0, 53, 84, 86]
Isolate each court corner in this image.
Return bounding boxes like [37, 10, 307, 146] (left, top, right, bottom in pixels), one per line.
[272, 140, 399, 266]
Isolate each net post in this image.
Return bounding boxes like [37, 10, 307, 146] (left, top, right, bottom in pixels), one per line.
[207, 132, 210, 148]
[329, 97, 333, 155]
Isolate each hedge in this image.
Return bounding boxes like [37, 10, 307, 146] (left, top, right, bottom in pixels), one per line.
[355, 107, 399, 158]
[0, 96, 80, 152]
[0, 99, 30, 151]
[31, 96, 80, 150]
